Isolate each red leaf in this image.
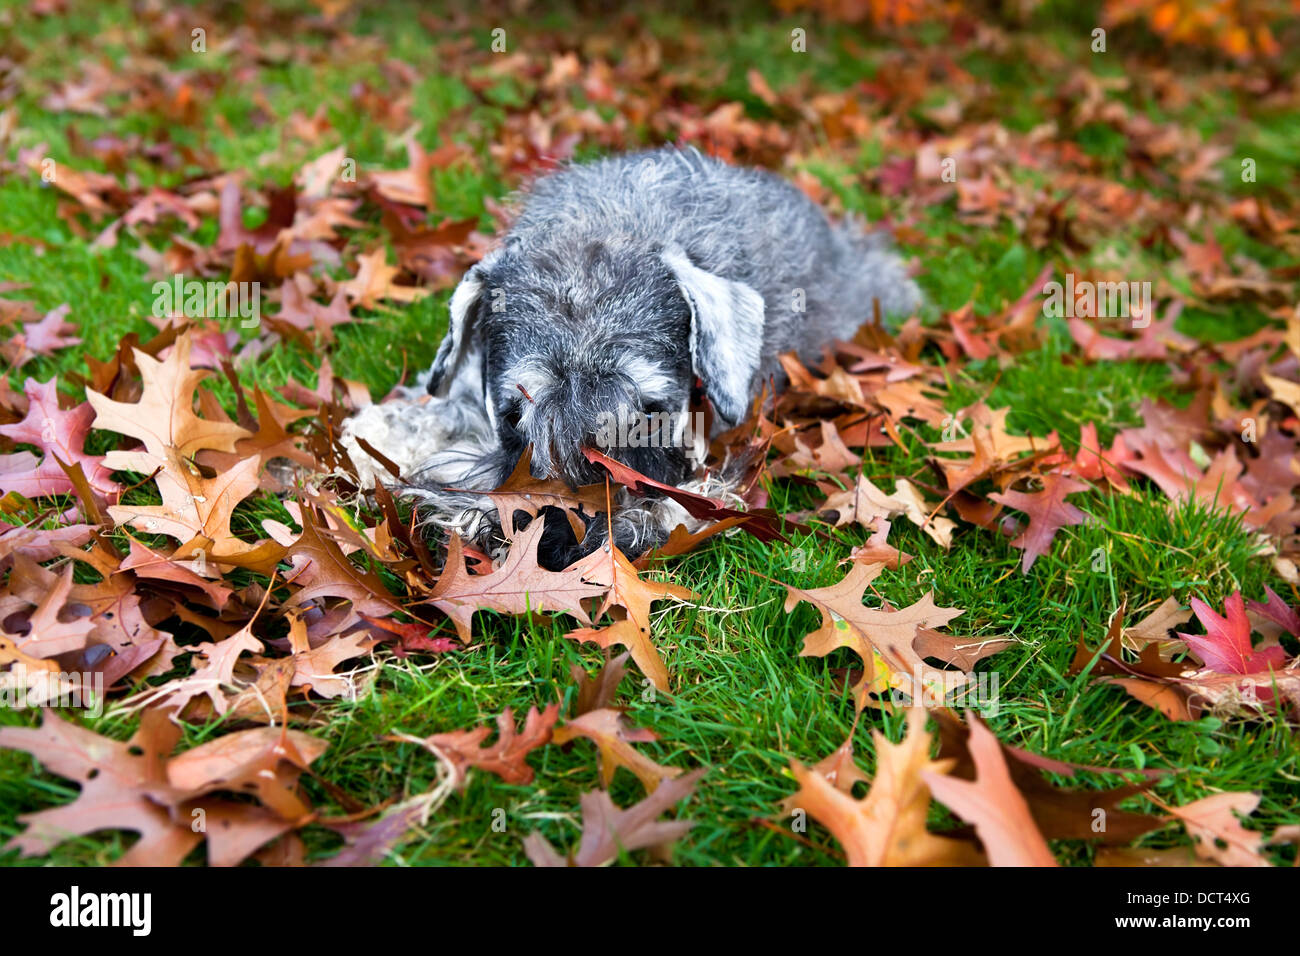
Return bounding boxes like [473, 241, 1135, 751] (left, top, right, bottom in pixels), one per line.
[581, 447, 800, 544]
[988, 474, 1091, 572]
[1246, 586, 1300, 640]
[1179, 592, 1290, 675]
[0, 378, 120, 502]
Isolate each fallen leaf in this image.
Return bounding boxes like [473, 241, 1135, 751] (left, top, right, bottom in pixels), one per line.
[989, 474, 1091, 571]
[414, 703, 559, 787]
[524, 767, 704, 867]
[1168, 792, 1270, 867]
[922, 714, 1058, 866]
[785, 561, 976, 710]
[553, 707, 683, 793]
[566, 543, 694, 692]
[788, 708, 983, 866]
[427, 519, 607, 643]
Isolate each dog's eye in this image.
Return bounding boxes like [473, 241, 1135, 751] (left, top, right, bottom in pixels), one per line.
[502, 404, 522, 432]
[642, 404, 669, 435]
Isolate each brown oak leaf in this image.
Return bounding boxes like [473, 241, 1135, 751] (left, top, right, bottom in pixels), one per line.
[1167, 792, 1270, 867]
[922, 714, 1058, 866]
[566, 541, 695, 692]
[788, 708, 983, 866]
[428, 518, 607, 643]
[553, 707, 683, 793]
[989, 473, 1091, 572]
[415, 703, 560, 787]
[0, 709, 200, 866]
[784, 561, 975, 710]
[524, 767, 704, 867]
[0, 378, 120, 502]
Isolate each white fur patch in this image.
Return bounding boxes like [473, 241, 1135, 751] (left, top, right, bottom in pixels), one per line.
[661, 246, 765, 424]
[341, 367, 496, 490]
[619, 354, 676, 404]
[502, 357, 556, 418]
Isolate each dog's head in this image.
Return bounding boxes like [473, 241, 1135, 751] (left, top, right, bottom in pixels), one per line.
[426, 236, 766, 489]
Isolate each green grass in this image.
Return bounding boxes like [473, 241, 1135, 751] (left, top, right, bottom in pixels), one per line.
[2, 0, 1298, 866]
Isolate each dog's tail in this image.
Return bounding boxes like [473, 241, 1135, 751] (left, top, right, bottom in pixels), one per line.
[832, 215, 922, 324]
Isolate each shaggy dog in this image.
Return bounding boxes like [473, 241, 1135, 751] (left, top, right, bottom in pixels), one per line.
[342, 147, 920, 566]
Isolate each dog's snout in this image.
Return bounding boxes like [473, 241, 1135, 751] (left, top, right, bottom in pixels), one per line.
[522, 428, 600, 486]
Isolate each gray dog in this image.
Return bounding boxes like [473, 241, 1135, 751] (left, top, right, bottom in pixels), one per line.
[343, 147, 920, 566]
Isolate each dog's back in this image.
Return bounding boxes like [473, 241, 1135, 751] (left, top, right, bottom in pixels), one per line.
[506, 147, 920, 384]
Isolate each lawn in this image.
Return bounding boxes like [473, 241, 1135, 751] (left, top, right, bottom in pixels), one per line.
[1, 0, 1298, 867]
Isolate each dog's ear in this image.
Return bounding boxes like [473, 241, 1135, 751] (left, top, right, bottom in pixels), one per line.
[427, 251, 499, 397]
[662, 246, 766, 425]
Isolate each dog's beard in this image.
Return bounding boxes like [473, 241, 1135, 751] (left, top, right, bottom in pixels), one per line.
[497, 434, 700, 568]
[343, 376, 724, 570]
[429, 431, 699, 570]
[502, 426, 697, 488]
